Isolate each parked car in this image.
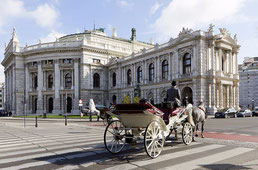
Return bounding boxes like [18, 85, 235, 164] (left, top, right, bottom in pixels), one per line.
[215, 109, 226, 118]
[215, 108, 237, 118]
[237, 109, 253, 117]
[253, 107, 258, 116]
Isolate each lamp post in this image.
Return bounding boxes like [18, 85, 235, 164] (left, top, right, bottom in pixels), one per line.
[252, 99, 254, 110]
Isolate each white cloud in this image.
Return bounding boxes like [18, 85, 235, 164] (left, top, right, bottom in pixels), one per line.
[0, 0, 59, 33]
[106, 24, 113, 32]
[150, 2, 163, 15]
[29, 3, 59, 29]
[154, 0, 248, 40]
[238, 36, 258, 63]
[40, 30, 65, 43]
[116, 0, 133, 8]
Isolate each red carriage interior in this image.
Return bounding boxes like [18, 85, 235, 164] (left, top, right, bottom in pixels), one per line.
[113, 103, 182, 125]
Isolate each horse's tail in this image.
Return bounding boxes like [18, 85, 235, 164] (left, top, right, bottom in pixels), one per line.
[185, 104, 195, 127]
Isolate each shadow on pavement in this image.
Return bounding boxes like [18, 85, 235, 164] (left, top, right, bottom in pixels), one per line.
[200, 163, 252, 170]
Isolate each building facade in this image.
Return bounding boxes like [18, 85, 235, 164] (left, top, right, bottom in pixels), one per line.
[239, 57, 258, 109]
[0, 83, 4, 110]
[2, 26, 240, 115]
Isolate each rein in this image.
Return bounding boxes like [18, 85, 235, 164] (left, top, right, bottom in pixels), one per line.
[198, 106, 207, 119]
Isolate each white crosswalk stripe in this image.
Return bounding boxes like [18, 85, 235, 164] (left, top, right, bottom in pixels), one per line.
[159, 147, 254, 170]
[0, 124, 256, 170]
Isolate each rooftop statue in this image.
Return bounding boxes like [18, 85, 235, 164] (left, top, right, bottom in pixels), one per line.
[131, 28, 136, 41]
[208, 23, 215, 32]
[96, 28, 105, 33]
[219, 28, 230, 36]
[178, 27, 193, 36]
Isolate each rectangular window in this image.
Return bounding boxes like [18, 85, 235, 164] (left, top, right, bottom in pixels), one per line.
[93, 59, 101, 63]
[63, 59, 73, 63]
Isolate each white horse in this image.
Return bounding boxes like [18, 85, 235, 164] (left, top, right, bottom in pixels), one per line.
[186, 102, 206, 139]
[89, 99, 100, 117]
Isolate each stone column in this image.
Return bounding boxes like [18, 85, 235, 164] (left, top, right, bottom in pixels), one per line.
[53, 60, 60, 114]
[235, 84, 239, 110]
[219, 83, 223, 109]
[118, 64, 121, 88]
[36, 62, 44, 114]
[210, 43, 215, 75]
[72, 60, 80, 114]
[210, 80, 217, 114]
[226, 86, 230, 108]
[144, 60, 147, 84]
[168, 52, 172, 81]
[157, 56, 160, 82]
[229, 51, 232, 74]
[133, 64, 136, 86]
[232, 85, 235, 108]
[192, 79, 197, 106]
[229, 85, 233, 108]
[219, 48, 223, 72]
[25, 63, 30, 114]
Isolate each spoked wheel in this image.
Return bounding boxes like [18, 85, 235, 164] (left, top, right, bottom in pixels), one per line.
[103, 115, 113, 126]
[144, 121, 165, 158]
[182, 122, 193, 145]
[104, 120, 126, 154]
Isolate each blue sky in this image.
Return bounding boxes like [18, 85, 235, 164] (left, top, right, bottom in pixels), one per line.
[1, 0, 258, 83]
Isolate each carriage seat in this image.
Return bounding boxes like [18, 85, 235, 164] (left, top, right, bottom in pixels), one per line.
[159, 107, 182, 125]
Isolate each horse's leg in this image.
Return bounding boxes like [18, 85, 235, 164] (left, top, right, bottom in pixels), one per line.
[195, 123, 199, 137]
[201, 121, 205, 138]
[174, 128, 178, 140]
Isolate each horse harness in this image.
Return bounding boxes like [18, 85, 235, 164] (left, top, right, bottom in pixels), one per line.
[198, 106, 208, 119]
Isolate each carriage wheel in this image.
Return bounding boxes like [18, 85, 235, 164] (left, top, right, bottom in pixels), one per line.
[182, 122, 193, 145]
[103, 116, 113, 126]
[144, 121, 165, 158]
[104, 120, 126, 154]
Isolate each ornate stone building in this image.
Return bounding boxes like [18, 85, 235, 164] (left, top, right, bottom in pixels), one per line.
[239, 57, 258, 109]
[2, 25, 240, 115]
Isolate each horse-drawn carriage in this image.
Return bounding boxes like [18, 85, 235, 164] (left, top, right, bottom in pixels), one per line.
[104, 102, 194, 158]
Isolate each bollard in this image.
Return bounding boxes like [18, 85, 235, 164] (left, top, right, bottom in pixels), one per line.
[65, 115, 67, 126]
[35, 116, 38, 128]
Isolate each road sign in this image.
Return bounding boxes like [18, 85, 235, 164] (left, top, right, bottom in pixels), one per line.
[79, 99, 83, 104]
[79, 99, 83, 106]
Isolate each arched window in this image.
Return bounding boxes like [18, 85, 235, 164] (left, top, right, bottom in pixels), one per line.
[48, 74, 53, 88]
[65, 73, 72, 88]
[162, 60, 168, 80]
[93, 73, 100, 88]
[127, 69, 131, 85]
[34, 76, 38, 89]
[149, 63, 154, 81]
[183, 53, 191, 74]
[137, 66, 142, 83]
[112, 72, 116, 87]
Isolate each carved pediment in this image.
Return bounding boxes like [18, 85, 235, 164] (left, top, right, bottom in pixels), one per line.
[171, 33, 195, 45]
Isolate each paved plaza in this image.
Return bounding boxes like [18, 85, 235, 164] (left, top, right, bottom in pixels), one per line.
[0, 118, 258, 170]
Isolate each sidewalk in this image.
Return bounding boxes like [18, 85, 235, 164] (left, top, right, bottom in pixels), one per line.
[0, 116, 101, 122]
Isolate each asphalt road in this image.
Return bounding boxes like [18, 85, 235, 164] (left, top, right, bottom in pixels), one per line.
[205, 116, 258, 136]
[0, 117, 257, 170]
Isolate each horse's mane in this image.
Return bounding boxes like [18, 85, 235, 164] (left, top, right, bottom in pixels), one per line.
[197, 102, 206, 111]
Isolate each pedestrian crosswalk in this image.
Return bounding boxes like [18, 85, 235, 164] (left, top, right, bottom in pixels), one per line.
[0, 124, 257, 170]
